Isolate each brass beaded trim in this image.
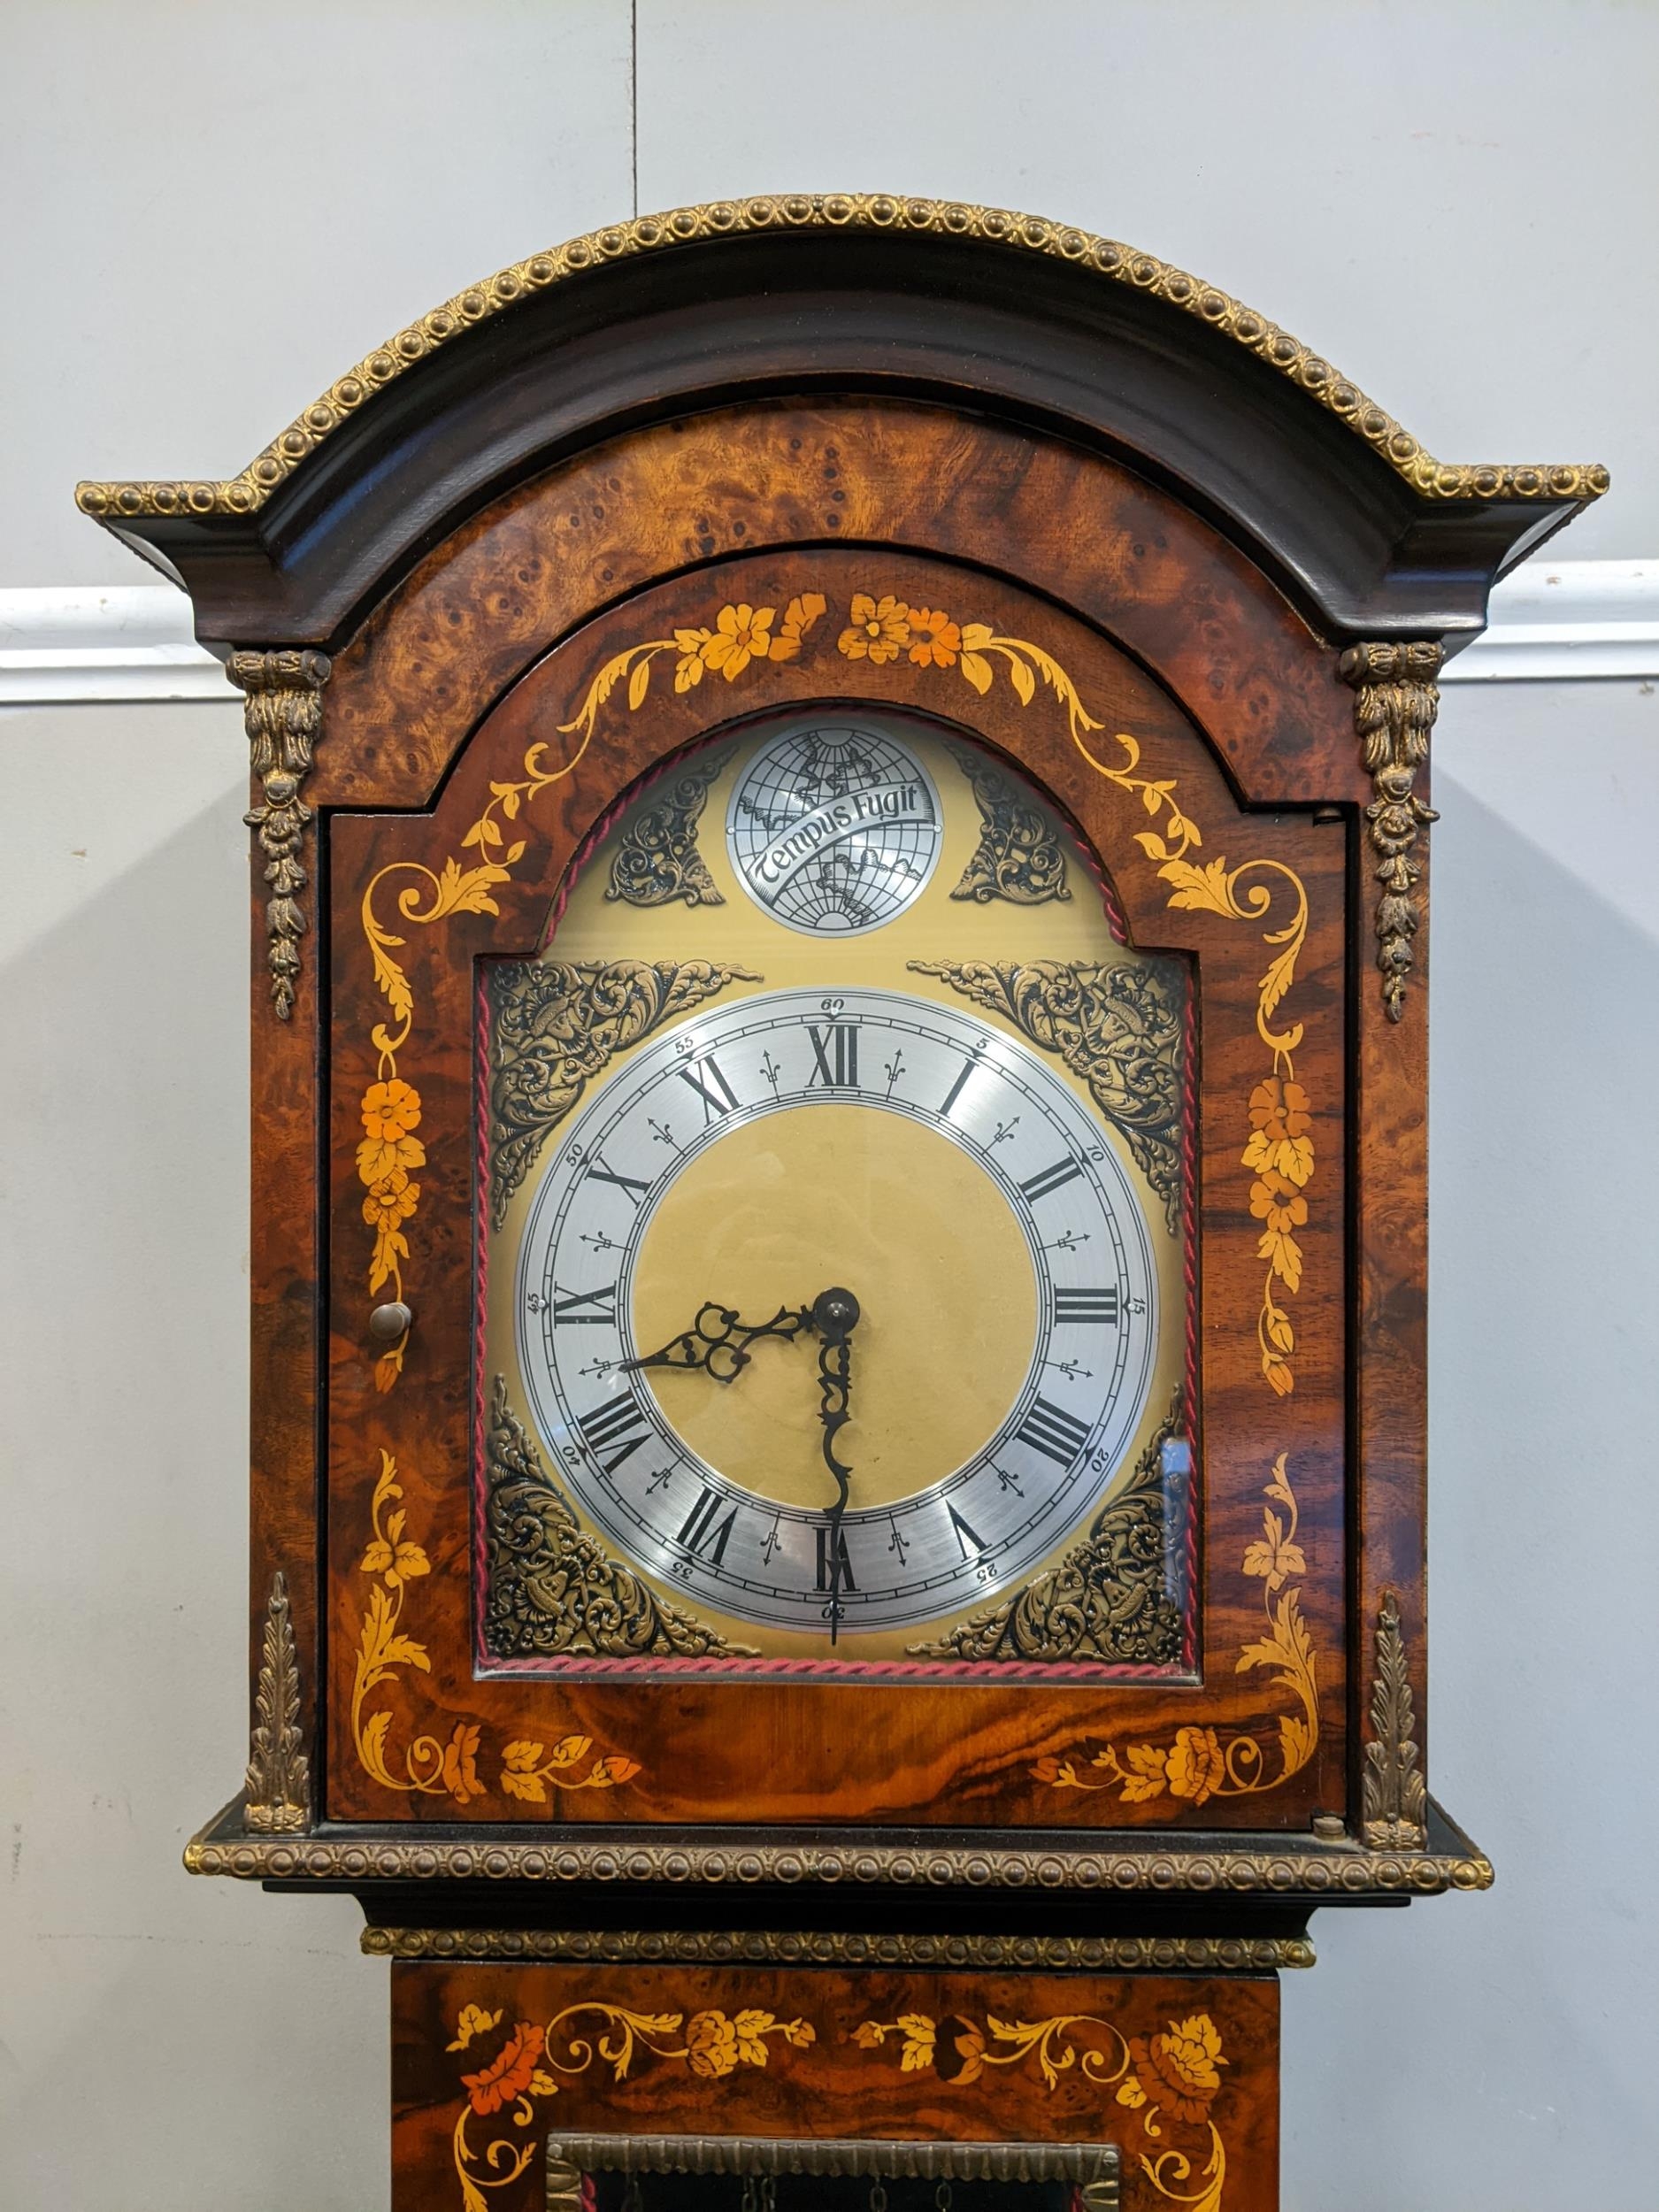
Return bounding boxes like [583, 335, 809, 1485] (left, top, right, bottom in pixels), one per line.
[78, 193, 1605, 523]
[361, 1927, 1316, 1970]
[188, 1820, 1492, 1897]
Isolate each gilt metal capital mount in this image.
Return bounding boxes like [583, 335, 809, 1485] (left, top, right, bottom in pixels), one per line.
[231, 648, 331, 1021]
[1339, 639, 1442, 1023]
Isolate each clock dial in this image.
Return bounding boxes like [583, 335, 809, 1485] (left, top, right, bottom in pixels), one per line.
[481, 710, 1190, 1668]
[515, 986, 1157, 1635]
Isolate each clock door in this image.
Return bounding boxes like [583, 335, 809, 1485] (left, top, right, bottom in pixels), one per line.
[480, 708, 1184, 1669]
[322, 494, 1349, 1835]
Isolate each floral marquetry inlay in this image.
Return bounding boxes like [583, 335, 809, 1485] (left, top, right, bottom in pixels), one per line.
[361, 582, 1319, 1401]
[449, 1999, 814, 2208]
[349, 1451, 641, 1807]
[856, 2008, 1231, 2209]
[1034, 1450, 1317, 1809]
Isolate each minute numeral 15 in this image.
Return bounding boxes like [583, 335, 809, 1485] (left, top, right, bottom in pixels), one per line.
[807, 1022, 859, 1089]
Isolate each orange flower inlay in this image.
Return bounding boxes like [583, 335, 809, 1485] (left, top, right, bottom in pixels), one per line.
[463, 2022, 546, 2116]
[837, 591, 911, 664]
[1125, 2014, 1227, 2126]
[905, 606, 962, 668]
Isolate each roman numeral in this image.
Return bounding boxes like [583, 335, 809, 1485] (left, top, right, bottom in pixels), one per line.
[814, 1523, 858, 1591]
[1054, 1286, 1119, 1325]
[575, 1390, 652, 1473]
[678, 1054, 741, 1124]
[551, 1283, 618, 1325]
[676, 1484, 739, 1566]
[585, 1156, 651, 1207]
[807, 1023, 859, 1088]
[939, 1050, 985, 1119]
[1019, 1156, 1084, 1204]
[1015, 1394, 1091, 1467]
[946, 1502, 988, 1559]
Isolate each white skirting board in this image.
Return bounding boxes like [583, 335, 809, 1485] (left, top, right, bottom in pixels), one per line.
[2, 562, 1655, 706]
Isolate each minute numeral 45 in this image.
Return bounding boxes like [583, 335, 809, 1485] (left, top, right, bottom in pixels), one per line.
[551, 1282, 618, 1325]
[678, 1054, 741, 1124]
[1015, 1394, 1091, 1467]
[1053, 1286, 1119, 1325]
[677, 1484, 739, 1566]
[807, 1023, 859, 1089]
[575, 1389, 652, 1473]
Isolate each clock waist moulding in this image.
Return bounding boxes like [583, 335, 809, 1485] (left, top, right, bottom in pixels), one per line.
[81, 196, 1604, 2212]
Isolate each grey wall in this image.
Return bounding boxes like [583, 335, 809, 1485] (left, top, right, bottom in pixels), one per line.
[3, 6, 1655, 2208]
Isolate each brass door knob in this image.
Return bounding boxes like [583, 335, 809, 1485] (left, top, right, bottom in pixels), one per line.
[369, 1301, 411, 1341]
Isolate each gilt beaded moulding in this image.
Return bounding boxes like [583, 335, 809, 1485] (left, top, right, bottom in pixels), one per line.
[186, 1816, 1494, 1896]
[74, 195, 1606, 523]
[361, 1927, 1317, 1970]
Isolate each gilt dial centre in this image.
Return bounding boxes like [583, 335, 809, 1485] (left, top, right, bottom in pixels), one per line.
[631, 1102, 1038, 1514]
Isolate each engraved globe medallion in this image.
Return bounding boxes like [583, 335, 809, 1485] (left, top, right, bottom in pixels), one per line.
[726, 718, 943, 936]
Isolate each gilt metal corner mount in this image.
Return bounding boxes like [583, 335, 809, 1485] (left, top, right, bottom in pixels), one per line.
[243, 1570, 311, 1833]
[1361, 1589, 1428, 1850]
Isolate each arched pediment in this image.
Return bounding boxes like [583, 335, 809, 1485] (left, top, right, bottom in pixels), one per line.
[78, 193, 1605, 651]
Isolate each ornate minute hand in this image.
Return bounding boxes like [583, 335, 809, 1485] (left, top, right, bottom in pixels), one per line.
[618, 1299, 814, 1385]
[809, 1286, 860, 1644]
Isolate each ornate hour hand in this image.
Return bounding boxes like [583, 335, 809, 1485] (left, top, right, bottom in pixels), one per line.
[810, 1286, 860, 1643]
[621, 1285, 861, 1646]
[618, 1299, 814, 1385]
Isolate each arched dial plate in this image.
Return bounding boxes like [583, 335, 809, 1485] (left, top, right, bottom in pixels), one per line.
[515, 986, 1158, 1636]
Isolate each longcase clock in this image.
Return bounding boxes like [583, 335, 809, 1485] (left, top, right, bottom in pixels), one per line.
[80, 194, 1605, 2212]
